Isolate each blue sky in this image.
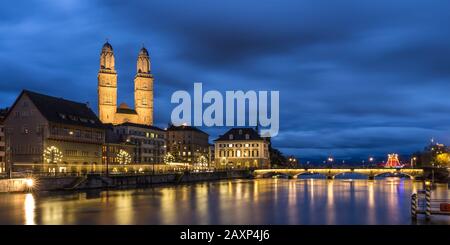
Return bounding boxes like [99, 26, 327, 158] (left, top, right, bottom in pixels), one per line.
[1, 0, 450, 160]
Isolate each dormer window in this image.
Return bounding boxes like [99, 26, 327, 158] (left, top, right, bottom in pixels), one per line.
[245, 134, 250, 140]
[59, 113, 66, 119]
[229, 134, 233, 140]
[239, 129, 242, 135]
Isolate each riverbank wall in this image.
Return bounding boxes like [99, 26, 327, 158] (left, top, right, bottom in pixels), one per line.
[0, 170, 251, 193]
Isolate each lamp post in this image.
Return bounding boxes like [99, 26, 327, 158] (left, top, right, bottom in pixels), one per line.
[410, 157, 416, 168]
[327, 157, 334, 168]
[369, 157, 374, 168]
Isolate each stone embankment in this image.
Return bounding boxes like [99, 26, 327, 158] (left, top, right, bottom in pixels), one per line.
[0, 170, 251, 193]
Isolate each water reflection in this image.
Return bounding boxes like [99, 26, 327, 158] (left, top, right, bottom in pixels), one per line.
[0, 179, 448, 225]
[24, 193, 35, 225]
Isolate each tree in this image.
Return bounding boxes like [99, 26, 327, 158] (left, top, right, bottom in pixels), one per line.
[435, 153, 450, 167]
[269, 145, 287, 167]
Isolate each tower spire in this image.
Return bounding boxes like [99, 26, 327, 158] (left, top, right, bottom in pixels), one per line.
[134, 45, 153, 125]
[98, 41, 117, 124]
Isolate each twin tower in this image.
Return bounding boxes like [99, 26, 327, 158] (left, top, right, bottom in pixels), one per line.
[97, 41, 153, 125]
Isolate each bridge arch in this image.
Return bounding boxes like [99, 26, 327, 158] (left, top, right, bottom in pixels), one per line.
[294, 171, 327, 179]
[373, 171, 414, 179]
[253, 168, 423, 180]
[333, 171, 370, 179]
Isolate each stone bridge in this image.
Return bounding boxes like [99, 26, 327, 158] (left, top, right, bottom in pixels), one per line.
[254, 168, 424, 180]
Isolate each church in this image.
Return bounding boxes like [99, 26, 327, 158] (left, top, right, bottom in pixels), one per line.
[97, 41, 154, 125]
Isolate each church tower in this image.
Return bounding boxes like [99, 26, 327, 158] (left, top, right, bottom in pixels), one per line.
[134, 47, 153, 125]
[97, 41, 117, 124]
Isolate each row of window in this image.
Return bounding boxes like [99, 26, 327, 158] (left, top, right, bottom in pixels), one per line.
[58, 113, 96, 125]
[129, 137, 165, 146]
[228, 134, 250, 140]
[116, 128, 164, 139]
[218, 143, 261, 148]
[219, 150, 261, 158]
[51, 127, 103, 141]
[140, 148, 164, 154]
[65, 150, 93, 157]
[168, 145, 209, 153]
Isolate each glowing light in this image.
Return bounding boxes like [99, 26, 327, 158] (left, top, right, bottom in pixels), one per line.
[164, 153, 175, 164]
[385, 153, 403, 168]
[43, 146, 63, 164]
[25, 178, 34, 188]
[116, 149, 131, 165]
[24, 193, 36, 225]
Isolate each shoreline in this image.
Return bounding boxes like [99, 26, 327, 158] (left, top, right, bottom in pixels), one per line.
[0, 170, 252, 194]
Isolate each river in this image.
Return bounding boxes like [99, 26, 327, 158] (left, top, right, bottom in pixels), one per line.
[0, 178, 449, 225]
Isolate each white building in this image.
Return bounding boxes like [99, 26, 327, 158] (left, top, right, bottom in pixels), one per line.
[214, 128, 270, 169]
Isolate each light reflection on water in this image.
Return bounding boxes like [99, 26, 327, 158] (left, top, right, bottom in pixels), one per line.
[0, 178, 449, 225]
[24, 193, 35, 225]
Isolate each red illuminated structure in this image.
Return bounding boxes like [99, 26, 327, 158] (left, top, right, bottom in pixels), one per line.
[384, 153, 404, 168]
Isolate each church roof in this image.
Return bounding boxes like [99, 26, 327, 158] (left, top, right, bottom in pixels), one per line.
[139, 47, 149, 56]
[118, 102, 130, 109]
[102, 41, 113, 52]
[214, 127, 263, 141]
[116, 107, 137, 114]
[12, 90, 104, 129]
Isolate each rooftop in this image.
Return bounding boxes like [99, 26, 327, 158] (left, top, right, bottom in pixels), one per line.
[115, 122, 165, 131]
[12, 90, 104, 129]
[167, 124, 208, 135]
[215, 127, 263, 141]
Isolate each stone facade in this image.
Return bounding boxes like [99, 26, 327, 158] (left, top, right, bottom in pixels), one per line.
[166, 125, 210, 166]
[106, 122, 166, 165]
[214, 128, 270, 169]
[98, 42, 153, 125]
[3, 91, 105, 174]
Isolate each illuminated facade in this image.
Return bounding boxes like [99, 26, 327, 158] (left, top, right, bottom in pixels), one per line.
[166, 125, 210, 165]
[98, 42, 154, 125]
[214, 128, 270, 169]
[106, 122, 166, 164]
[102, 140, 135, 173]
[3, 90, 105, 173]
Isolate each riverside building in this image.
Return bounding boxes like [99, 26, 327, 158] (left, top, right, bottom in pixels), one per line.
[3, 90, 105, 174]
[214, 128, 270, 169]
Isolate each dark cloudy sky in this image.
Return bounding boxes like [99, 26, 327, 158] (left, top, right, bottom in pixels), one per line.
[1, 0, 450, 160]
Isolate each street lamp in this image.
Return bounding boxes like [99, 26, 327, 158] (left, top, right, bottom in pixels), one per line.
[327, 157, 334, 168]
[411, 157, 417, 168]
[368, 157, 374, 169]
